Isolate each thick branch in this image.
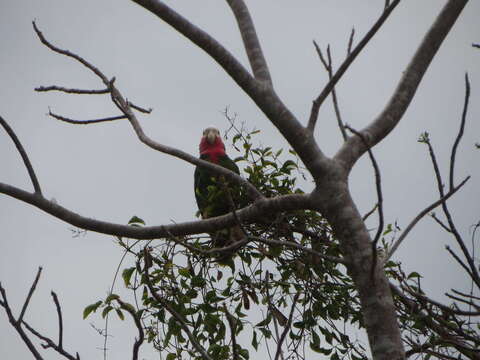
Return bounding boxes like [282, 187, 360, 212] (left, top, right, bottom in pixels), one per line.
[226, 0, 272, 85]
[0, 116, 42, 195]
[336, 0, 469, 169]
[129, 0, 329, 182]
[0, 181, 310, 239]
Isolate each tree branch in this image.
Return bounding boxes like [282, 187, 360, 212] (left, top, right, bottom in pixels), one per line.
[35, 85, 110, 94]
[0, 181, 309, 239]
[384, 176, 470, 264]
[336, 0, 469, 169]
[307, 0, 401, 131]
[225, 0, 272, 86]
[48, 110, 127, 125]
[449, 73, 470, 191]
[0, 115, 42, 195]
[274, 292, 300, 360]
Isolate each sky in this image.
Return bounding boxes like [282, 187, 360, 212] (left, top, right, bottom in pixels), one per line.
[1, 0, 479, 359]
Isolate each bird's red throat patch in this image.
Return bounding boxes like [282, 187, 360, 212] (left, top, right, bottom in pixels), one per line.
[199, 136, 226, 163]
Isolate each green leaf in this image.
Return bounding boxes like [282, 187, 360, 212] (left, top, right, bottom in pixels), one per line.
[408, 271, 422, 279]
[166, 353, 176, 360]
[122, 267, 136, 287]
[252, 331, 259, 350]
[116, 308, 125, 321]
[105, 293, 120, 303]
[120, 302, 136, 314]
[178, 268, 191, 278]
[83, 301, 102, 319]
[128, 215, 145, 226]
[102, 305, 113, 319]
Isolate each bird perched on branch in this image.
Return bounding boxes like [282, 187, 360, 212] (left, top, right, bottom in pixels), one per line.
[194, 127, 243, 261]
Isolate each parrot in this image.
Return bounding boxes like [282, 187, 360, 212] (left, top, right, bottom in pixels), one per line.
[194, 127, 243, 259]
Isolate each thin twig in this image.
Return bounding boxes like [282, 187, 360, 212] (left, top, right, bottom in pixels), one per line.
[128, 101, 152, 114]
[313, 42, 347, 140]
[0, 277, 44, 360]
[449, 73, 470, 191]
[430, 213, 452, 233]
[18, 267, 43, 324]
[35, 85, 109, 94]
[116, 299, 145, 360]
[50, 291, 63, 348]
[426, 138, 480, 287]
[33, 21, 109, 85]
[0, 116, 42, 195]
[384, 176, 470, 264]
[362, 203, 378, 221]
[347, 28, 355, 56]
[48, 110, 127, 125]
[307, 0, 401, 131]
[274, 293, 300, 360]
[224, 305, 239, 360]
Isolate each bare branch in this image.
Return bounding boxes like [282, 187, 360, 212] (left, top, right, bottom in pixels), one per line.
[307, 0, 401, 131]
[226, 0, 272, 86]
[35, 85, 110, 94]
[48, 110, 127, 125]
[223, 305, 239, 360]
[50, 292, 63, 348]
[18, 267, 43, 324]
[0, 272, 44, 360]
[472, 43, 480, 49]
[116, 299, 144, 360]
[336, 0, 469, 168]
[384, 176, 470, 264]
[449, 73, 470, 191]
[362, 203, 378, 221]
[130, 0, 257, 96]
[425, 138, 480, 286]
[274, 292, 300, 360]
[33, 21, 109, 85]
[347, 28, 355, 56]
[0, 115, 42, 195]
[128, 101, 152, 114]
[313, 42, 347, 141]
[431, 212, 452, 233]
[0, 180, 309, 239]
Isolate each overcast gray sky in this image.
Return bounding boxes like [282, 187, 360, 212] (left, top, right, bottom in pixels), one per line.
[1, 1, 479, 359]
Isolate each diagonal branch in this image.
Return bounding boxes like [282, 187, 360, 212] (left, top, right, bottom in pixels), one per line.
[384, 176, 470, 264]
[18, 267, 43, 324]
[0, 115, 42, 195]
[335, 0, 469, 169]
[307, 0, 401, 131]
[130, 0, 257, 95]
[0, 181, 309, 239]
[33, 21, 109, 85]
[225, 0, 272, 86]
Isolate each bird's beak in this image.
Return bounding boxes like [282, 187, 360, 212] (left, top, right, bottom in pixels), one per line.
[206, 130, 217, 144]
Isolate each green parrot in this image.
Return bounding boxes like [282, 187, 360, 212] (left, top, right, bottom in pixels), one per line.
[194, 127, 243, 257]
